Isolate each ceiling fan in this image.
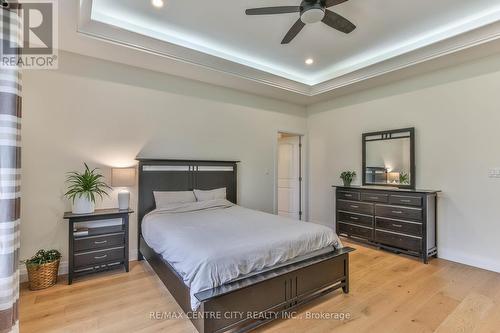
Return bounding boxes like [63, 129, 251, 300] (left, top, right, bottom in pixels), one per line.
[245, 0, 356, 44]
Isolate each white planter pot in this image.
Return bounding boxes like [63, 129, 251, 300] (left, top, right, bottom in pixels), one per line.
[72, 196, 95, 214]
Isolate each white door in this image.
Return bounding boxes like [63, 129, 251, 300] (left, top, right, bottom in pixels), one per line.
[278, 135, 301, 220]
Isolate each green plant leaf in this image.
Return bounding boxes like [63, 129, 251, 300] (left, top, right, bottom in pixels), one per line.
[64, 163, 111, 203]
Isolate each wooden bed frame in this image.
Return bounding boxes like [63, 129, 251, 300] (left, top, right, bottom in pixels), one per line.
[137, 159, 353, 333]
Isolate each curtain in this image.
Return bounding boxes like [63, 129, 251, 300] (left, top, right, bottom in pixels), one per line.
[0, 3, 22, 333]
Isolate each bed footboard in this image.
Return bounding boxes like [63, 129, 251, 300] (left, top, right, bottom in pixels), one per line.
[140, 236, 353, 333]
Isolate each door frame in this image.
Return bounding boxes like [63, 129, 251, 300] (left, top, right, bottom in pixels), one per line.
[274, 130, 307, 221]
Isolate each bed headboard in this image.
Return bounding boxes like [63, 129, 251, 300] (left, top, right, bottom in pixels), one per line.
[137, 159, 239, 235]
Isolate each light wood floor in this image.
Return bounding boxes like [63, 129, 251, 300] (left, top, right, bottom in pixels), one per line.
[20, 241, 500, 333]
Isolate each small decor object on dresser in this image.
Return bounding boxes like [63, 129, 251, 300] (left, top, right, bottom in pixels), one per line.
[340, 171, 357, 187]
[65, 163, 111, 214]
[24, 249, 61, 290]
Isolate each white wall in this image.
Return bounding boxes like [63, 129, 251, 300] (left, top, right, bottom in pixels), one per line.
[21, 51, 307, 266]
[307, 53, 500, 273]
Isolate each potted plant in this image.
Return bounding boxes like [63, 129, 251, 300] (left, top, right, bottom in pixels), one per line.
[65, 163, 111, 214]
[24, 249, 61, 290]
[340, 171, 357, 187]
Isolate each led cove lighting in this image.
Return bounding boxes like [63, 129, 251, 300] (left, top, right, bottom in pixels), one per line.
[305, 58, 314, 65]
[151, 0, 164, 8]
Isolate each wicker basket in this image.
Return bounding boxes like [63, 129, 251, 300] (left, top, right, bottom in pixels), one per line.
[26, 259, 60, 291]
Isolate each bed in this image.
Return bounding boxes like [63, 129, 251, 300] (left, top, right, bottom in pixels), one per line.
[137, 159, 354, 333]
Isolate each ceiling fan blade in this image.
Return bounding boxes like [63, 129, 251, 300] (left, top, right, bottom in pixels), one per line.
[245, 6, 301, 15]
[281, 19, 306, 44]
[324, 0, 349, 8]
[322, 10, 356, 34]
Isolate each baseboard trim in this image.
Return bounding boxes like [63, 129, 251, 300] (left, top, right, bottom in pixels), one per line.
[20, 248, 138, 282]
[438, 248, 500, 273]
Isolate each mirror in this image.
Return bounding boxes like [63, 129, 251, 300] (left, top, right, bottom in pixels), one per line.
[362, 128, 415, 188]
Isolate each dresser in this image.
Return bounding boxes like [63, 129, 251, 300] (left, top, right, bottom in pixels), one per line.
[63, 209, 133, 284]
[334, 186, 439, 263]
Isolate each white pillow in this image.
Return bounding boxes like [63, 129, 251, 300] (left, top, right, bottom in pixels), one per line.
[193, 188, 227, 202]
[153, 191, 196, 208]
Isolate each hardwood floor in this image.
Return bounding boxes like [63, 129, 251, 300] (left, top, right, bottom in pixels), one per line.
[20, 241, 500, 333]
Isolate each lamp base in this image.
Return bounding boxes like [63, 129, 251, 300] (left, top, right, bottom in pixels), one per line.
[118, 191, 130, 210]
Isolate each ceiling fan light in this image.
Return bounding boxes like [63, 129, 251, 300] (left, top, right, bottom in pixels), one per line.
[301, 8, 325, 24]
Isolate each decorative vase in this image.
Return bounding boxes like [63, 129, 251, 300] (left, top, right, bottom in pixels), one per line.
[72, 196, 95, 214]
[343, 180, 352, 187]
[26, 259, 60, 290]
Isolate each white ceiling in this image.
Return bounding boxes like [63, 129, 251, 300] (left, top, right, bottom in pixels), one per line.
[89, 0, 500, 86]
[53, 0, 500, 105]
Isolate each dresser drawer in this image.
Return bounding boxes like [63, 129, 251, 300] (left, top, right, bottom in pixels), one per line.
[74, 233, 124, 252]
[74, 247, 124, 268]
[375, 204, 423, 221]
[376, 217, 422, 237]
[375, 230, 421, 252]
[361, 192, 388, 203]
[338, 222, 372, 240]
[337, 191, 360, 201]
[337, 200, 373, 215]
[389, 195, 422, 207]
[338, 211, 373, 228]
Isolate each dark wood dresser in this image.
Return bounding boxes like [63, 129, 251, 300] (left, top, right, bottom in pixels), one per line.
[63, 209, 133, 284]
[334, 186, 439, 263]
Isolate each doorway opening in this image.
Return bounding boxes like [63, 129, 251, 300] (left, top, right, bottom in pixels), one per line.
[277, 132, 303, 220]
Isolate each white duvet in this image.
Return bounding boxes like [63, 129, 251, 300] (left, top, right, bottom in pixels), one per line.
[142, 199, 342, 310]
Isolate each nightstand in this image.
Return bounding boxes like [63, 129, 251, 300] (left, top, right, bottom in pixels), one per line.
[63, 208, 133, 284]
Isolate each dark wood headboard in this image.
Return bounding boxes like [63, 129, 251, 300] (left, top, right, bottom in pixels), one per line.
[136, 159, 239, 239]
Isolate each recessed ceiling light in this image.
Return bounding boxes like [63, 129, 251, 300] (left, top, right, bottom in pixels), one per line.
[151, 0, 164, 8]
[305, 58, 314, 65]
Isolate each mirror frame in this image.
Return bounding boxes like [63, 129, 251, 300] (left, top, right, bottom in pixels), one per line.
[362, 127, 415, 189]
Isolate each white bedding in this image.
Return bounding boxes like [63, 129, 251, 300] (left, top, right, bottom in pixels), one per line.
[142, 199, 342, 310]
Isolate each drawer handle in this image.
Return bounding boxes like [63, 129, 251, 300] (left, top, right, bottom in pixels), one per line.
[344, 194, 352, 197]
[400, 199, 411, 203]
[350, 216, 359, 220]
[94, 240, 108, 245]
[392, 210, 403, 214]
[368, 196, 379, 200]
[350, 205, 359, 208]
[392, 224, 403, 228]
[94, 254, 108, 260]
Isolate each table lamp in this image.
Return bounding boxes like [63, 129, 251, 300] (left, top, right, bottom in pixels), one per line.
[387, 172, 400, 184]
[111, 167, 136, 210]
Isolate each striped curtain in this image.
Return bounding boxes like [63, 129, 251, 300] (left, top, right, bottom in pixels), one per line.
[0, 3, 22, 333]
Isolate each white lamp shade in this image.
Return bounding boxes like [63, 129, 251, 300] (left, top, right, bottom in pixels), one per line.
[387, 172, 400, 183]
[111, 167, 136, 187]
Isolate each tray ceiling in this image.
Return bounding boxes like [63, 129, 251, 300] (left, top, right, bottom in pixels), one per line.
[69, 0, 500, 101]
